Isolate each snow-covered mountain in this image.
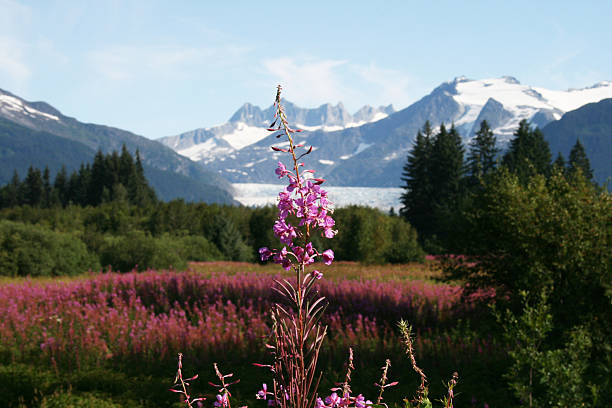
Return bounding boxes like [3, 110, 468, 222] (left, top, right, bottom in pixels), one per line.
[448, 76, 612, 141]
[162, 76, 612, 187]
[158, 101, 394, 163]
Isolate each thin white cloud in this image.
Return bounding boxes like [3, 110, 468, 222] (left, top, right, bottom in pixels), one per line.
[262, 56, 416, 111]
[0, 36, 30, 83]
[0, 0, 32, 86]
[88, 43, 250, 82]
[353, 63, 414, 107]
[262, 57, 352, 105]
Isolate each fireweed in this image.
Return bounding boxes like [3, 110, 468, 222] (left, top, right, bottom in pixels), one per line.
[171, 86, 459, 408]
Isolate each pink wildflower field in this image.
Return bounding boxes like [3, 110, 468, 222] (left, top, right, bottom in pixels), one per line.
[0, 265, 497, 371]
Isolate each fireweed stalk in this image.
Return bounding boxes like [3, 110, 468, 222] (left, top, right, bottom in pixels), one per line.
[256, 85, 337, 408]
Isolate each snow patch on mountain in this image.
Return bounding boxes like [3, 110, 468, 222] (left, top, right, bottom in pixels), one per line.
[0, 93, 60, 122]
[223, 122, 268, 150]
[449, 77, 612, 142]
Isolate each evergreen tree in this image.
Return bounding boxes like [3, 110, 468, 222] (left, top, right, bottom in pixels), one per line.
[130, 149, 157, 206]
[68, 164, 91, 206]
[553, 152, 567, 173]
[42, 166, 52, 208]
[119, 144, 135, 180]
[399, 121, 434, 236]
[23, 166, 43, 207]
[0, 170, 21, 207]
[502, 119, 552, 184]
[88, 150, 107, 206]
[53, 165, 68, 207]
[430, 123, 465, 205]
[568, 139, 593, 180]
[429, 123, 466, 249]
[467, 120, 499, 179]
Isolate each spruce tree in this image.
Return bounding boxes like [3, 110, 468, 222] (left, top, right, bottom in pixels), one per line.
[568, 139, 593, 181]
[399, 121, 434, 236]
[53, 166, 68, 207]
[23, 166, 43, 207]
[42, 166, 52, 208]
[467, 120, 499, 179]
[88, 150, 107, 206]
[553, 152, 567, 173]
[430, 123, 465, 205]
[502, 119, 552, 184]
[1, 170, 22, 207]
[429, 123, 466, 249]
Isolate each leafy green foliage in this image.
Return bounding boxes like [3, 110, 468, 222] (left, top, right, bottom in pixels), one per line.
[99, 231, 186, 272]
[333, 206, 424, 264]
[0, 220, 99, 276]
[495, 291, 596, 407]
[447, 169, 611, 406]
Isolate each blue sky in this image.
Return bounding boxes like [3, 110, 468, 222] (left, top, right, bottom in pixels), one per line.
[1, 0, 610, 139]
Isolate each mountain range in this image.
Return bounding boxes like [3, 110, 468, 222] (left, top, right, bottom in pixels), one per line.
[159, 76, 612, 187]
[1, 76, 611, 202]
[0, 89, 236, 204]
[159, 101, 394, 163]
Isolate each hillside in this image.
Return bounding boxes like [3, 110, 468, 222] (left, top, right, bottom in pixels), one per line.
[543, 98, 612, 186]
[0, 89, 235, 203]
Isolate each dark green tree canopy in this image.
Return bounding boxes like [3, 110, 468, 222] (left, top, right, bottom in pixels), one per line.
[0, 145, 156, 209]
[467, 120, 499, 179]
[568, 139, 594, 180]
[502, 119, 552, 183]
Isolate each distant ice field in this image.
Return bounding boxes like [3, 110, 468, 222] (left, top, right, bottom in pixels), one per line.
[232, 183, 403, 212]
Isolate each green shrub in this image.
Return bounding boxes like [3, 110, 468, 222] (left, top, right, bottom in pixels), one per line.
[0, 220, 99, 276]
[331, 206, 424, 264]
[176, 235, 223, 261]
[385, 216, 425, 263]
[99, 231, 187, 272]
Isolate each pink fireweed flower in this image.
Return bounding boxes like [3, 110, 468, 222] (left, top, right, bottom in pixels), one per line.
[315, 397, 328, 408]
[311, 270, 323, 280]
[273, 220, 297, 246]
[325, 392, 341, 408]
[275, 162, 290, 178]
[214, 393, 229, 407]
[322, 249, 334, 265]
[256, 383, 271, 400]
[354, 394, 371, 408]
[259, 247, 273, 262]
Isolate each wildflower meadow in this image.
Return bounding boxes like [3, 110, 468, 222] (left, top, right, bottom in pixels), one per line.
[0, 87, 509, 408]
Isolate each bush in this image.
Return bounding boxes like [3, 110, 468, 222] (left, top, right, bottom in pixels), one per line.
[176, 235, 223, 261]
[332, 206, 424, 264]
[385, 216, 425, 263]
[0, 220, 99, 276]
[99, 231, 186, 272]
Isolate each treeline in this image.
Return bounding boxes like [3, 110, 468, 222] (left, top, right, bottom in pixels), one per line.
[0, 202, 423, 276]
[400, 119, 595, 252]
[0, 145, 156, 208]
